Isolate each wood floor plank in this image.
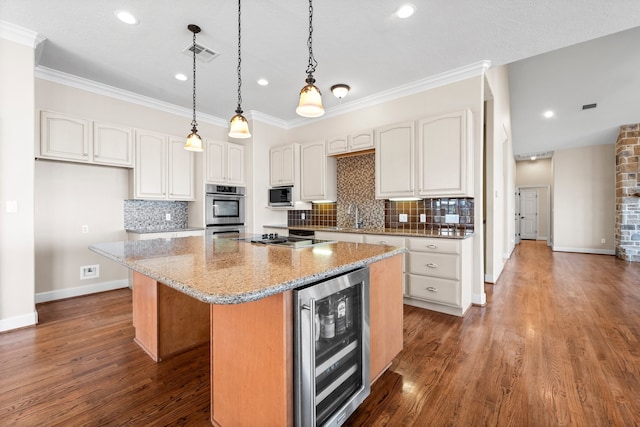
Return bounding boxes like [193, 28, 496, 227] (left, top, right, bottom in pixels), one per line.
[1, 241, 639, 426]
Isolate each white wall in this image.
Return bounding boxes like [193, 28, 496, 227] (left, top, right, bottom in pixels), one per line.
[0, 33, 37, 331]
[484, 65, 515, 283]
[553, 144, 616, 254]
[287, 75, 487, 306]
[516, 158, 552, 241]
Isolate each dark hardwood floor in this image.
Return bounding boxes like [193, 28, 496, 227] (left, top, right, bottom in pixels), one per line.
[1, 241, 639, 426]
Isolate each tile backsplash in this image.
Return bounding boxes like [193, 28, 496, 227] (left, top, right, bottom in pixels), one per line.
[286, 151, 474, 231]
[124, 200, 189, 231]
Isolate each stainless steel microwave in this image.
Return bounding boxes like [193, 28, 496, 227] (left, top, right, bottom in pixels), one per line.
[269, 186, 294, 207]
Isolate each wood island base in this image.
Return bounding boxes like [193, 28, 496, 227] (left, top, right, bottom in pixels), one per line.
[130, 254, 404, 426]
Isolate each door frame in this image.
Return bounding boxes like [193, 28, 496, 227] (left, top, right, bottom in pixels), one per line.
[516, 185, 551, 246]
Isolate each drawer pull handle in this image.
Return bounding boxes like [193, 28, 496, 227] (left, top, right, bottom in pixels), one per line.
[379, 240, 387, 245]
[426, 263, 438, 268]
[427, 244, 438, 249]
[426, 287, 437, 292]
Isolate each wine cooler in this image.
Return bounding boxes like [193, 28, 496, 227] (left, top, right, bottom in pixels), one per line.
[294, 267, 370, 427]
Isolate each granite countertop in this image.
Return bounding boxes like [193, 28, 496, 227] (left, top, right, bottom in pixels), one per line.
[264, 224, 474, 239]
[125, 227, 205, 234]
[90, 236, 405, 305]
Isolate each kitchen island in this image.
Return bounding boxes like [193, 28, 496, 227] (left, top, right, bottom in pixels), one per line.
[90, 235, 405, 426]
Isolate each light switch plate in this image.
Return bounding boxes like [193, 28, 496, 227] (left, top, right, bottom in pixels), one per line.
[6, 200, 17, 213]
[420, 213, 426, 222]
[445, 214, 460, 224]
[399, 214, 408, 223]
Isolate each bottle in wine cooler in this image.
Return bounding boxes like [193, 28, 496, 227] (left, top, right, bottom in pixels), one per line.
[335, 293, 347, 335]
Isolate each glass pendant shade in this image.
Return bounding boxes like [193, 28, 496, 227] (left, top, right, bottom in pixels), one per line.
[228, 112, 251, 138]
[184, 129, 203, 151]
[296, 79, 324, 118]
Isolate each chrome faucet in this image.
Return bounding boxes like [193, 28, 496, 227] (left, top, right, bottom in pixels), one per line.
[348, 204, 364, 229]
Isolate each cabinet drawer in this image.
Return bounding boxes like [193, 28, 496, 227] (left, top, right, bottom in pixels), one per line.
[407, 252, 459, 279]
[406, 237, 460, 254]
[362, 234, 405, 247]
[406, 274, 460, 306]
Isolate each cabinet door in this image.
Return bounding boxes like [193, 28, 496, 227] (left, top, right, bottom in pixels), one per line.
[134, 131, 167, 199]
[206, 140, 227, 184]
[417, 109, 473, 197]
[93, 121, 133, 167]
[269, 147, 282, 186]
[40, 111, 91, 162]
[226, 143, 245, 186]
[280, 144, 295, 185]
[168, 136, 195, 200]
[349, 130, 374, 152]
[375, 121, 415, 198]
[300, 142, 326, 201]
[326, 136, 348, 155]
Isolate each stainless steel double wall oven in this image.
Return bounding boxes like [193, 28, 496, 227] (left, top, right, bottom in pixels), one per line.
[205, 184, 245, 236]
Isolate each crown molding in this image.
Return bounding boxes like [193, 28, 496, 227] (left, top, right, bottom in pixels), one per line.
[245, 110, 291, 129]
[288, 60, 492, 128]
[35, 66, 228, 128]
[0, 21, 46, 48]
[34, 60, 491, 131]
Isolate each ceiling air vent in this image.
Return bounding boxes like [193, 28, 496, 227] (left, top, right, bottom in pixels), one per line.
[182, 43, 219, 63]
[582, 103, 597, 110]
[514, 151, 554, 162]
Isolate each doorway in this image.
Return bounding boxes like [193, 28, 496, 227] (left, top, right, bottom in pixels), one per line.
[519, 188, 537, 240]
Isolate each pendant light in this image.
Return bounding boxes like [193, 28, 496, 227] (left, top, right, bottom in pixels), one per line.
[228, 0, 251, 138]
[184, 24, 203, 152]
[296, 0, 324, 118]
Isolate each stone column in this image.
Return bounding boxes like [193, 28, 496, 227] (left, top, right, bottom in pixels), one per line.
[615, 123, 640, 262]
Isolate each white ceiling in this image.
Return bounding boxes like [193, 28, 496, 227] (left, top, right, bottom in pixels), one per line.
[1, 0, 640, 155]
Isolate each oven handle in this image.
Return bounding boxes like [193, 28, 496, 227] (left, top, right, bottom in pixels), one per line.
[301, 298, 317, 423]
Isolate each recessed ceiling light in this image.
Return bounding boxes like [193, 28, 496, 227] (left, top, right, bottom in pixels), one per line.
[257, 78, 269, 86]
[395, 4, 416, 19]
[175, 73, 187, 81]
[543, 110, 555, 118]
[530, 156, 537, 161]
[115, 10, 138, 25]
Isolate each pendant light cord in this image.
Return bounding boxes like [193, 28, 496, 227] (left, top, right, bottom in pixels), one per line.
[305, 0, 317, 79]
[236, 0, 243, 113]
[191, 28, 198, 129]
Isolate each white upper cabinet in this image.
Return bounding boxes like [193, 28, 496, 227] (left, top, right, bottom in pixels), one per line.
[40, 111, 133, 167]
[270, 143, 297, 187]
[40, 111, 91, 162]
[300, 141, 337, 201]
[133, 130, 194, 201]
[326, 130, 373, 155]
[168, 136, 195, 200]
[417, 109, 473, 197]
[206, 140, 245, 186]
[375, 121, 415, 199]
[93, 121, 134, 167]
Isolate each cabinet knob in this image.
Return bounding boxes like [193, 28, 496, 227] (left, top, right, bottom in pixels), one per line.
[427, 244, 438, 249]
[426, 287, 437, 292]
[426, 263, 438, 268]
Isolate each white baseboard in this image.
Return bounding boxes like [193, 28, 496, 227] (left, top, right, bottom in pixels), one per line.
[536, 236, 548, 241]
[35, 279, 129, 304]
[552, 246, 615, 255]
[0, 310, 38, 333]
[472, 292, 486, 306]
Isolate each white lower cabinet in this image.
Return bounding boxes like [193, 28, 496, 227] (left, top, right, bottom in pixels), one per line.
[404, 236, 473, 317]
[128, 229, 204, 241]
[315, 231, 363, 243]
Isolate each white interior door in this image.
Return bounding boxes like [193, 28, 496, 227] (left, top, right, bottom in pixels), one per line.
[519, 189, 537, 240]
[515, 190, 521, 245]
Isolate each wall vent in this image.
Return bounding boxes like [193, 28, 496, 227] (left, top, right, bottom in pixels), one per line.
[182, 43, 219, 63]
[582, 103, 597, 110]
[514, 151, 554, 162]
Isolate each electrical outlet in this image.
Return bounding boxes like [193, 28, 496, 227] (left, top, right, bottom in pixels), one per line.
[420, 213, 426, 223]
[301, 213, 306, 220]
[601, 238, 606, 244]
[165, 213, 171, 221]
[399, 214, 408, 223]
[80, 264, 99, 280]
[81, 225, 89, 234]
